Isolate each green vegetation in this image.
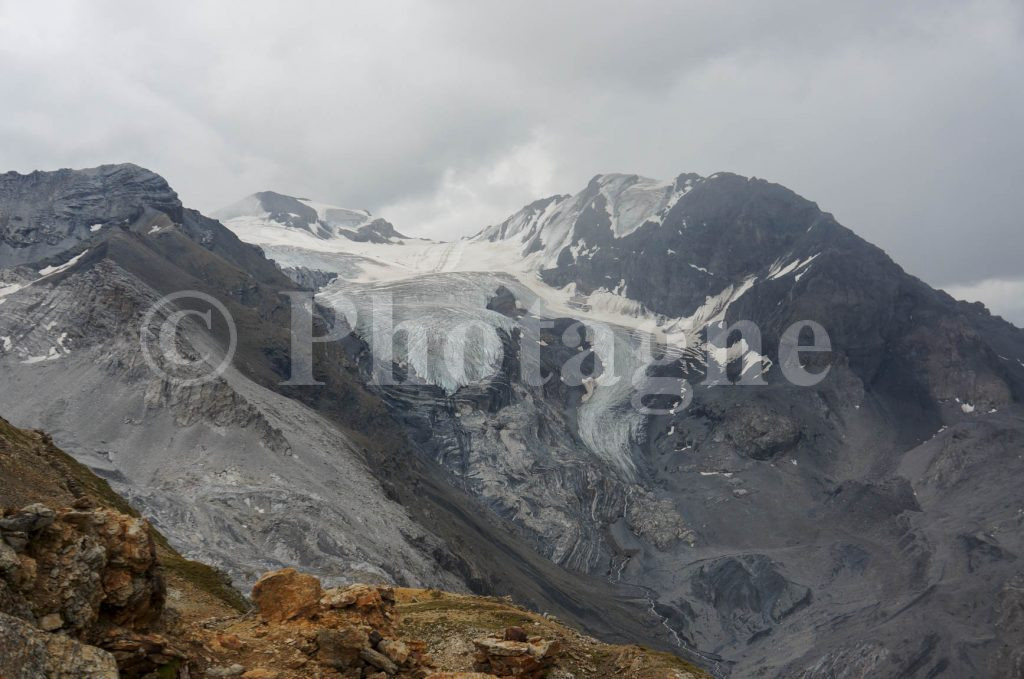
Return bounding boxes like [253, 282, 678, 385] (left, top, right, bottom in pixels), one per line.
[151, 534, 251, 613]
[48, 442, 141, 518]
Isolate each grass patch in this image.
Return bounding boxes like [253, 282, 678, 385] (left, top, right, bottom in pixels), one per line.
[0, 418, 33, 448]
[400, 599, 514, 614]
[49, 444, 141, 518]
[153, 538, 251, 613]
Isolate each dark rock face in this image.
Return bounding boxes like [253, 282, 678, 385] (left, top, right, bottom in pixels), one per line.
[693, 400, 802, 461]
[522, 172, 1021, 413]
[346, 217, 407, 243]
[537, 173, 819, 318]
[485, 285, 520, 317]
[251, 190, 321, 230]
[689, 556, 811, 645]
[280, 265, 339, 291]
[0, 164, 181, 268]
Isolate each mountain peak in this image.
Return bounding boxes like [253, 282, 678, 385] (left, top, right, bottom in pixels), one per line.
[0, 163, 181, 268]
[214, 191, 406, 246]
[472, 170, 712, 268]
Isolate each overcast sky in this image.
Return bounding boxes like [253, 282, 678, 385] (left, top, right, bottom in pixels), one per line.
[1, 0, 1022, 323]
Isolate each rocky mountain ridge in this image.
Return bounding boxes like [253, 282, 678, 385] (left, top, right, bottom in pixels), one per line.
[2, 164, 1023, 677]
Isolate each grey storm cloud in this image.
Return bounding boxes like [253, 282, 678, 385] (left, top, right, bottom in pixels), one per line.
[1, 0, 1022, 323]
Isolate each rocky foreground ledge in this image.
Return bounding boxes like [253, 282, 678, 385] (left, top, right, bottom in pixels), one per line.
[0, 417, 710, 679]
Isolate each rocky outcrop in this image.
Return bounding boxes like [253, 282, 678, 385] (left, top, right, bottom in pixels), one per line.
[143, 378, 292, 454]
[0, 611, 119, 678]
[245, 569, 433, 676]
[251, 568, 323, 623]
[97, 628, 189, 678]
[319, 583, 400, 634]
[0, 500, 165, 639]
[625, 490, 695, 550]
[0, 498, 187, 677]
[472, 629, 562, 678]
[701, 400, 802, 461]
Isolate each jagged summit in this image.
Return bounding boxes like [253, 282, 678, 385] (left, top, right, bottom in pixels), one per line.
[0, 163, 181, 268]
[1, 162, 168, 183]
[473, 172, 701, 251]
[472, 171, 819, 270]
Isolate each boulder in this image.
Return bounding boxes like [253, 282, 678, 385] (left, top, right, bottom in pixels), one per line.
[320, 583, 399, 633]
[242, 670, 280, 679]
[360, 646, 399, 674]
[504, 626, 528, 642]
[0, 503, 56, 533]
[251, 568, 323, 622]
[316, 625, 369, 669]
[3, 531, 29, 552]
[39, 612, 63, 631]
[0, 538, 19, 574]
[215, 631, 246, 651]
